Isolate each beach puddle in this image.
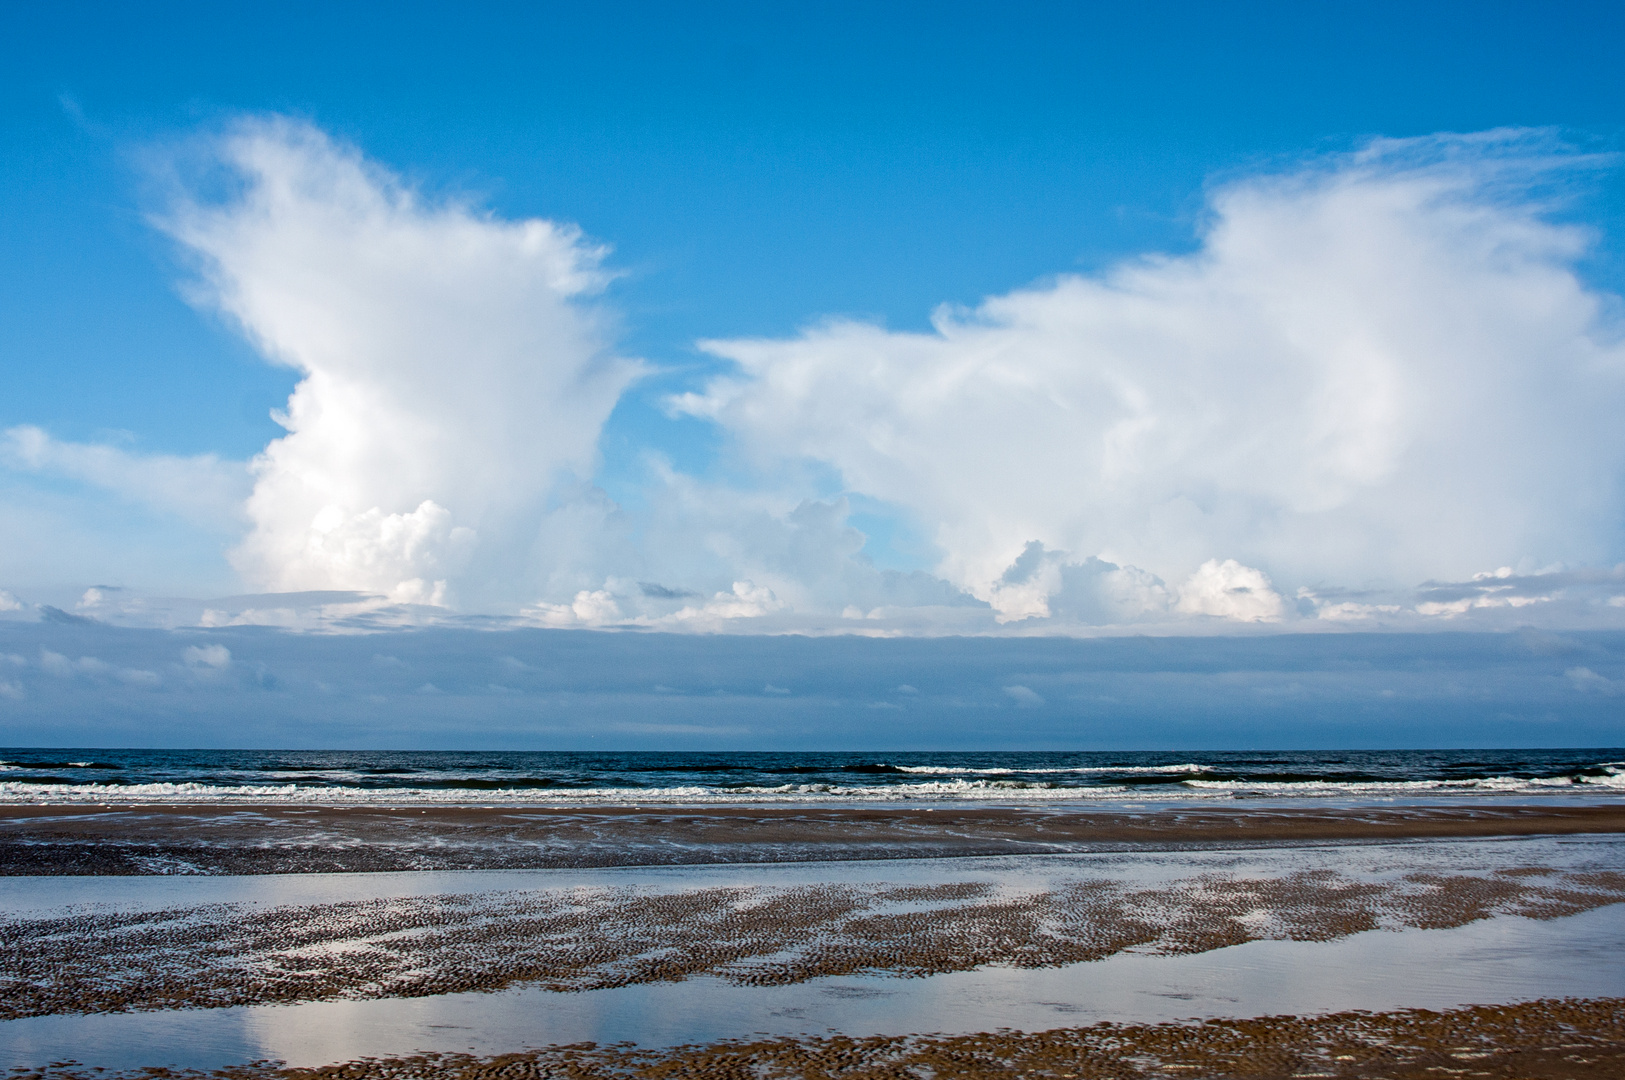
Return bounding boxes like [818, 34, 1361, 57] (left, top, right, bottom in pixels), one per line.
[4, 836, 1624, 1071]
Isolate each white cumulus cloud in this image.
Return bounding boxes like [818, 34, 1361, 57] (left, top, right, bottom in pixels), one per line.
[182, 643, 232, 669]
[677, 130, 1625, 624]
[12, 123, 1625, 636]
[1176, 559, 1286, 622]
[158, 117, 641, 609]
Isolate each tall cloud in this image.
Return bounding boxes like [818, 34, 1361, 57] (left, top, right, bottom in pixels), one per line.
[159, 119, 641, 608]
[677, 131, 1625, 622]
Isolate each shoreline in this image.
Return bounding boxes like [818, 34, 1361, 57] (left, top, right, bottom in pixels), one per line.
[3, 801, 1624, 874]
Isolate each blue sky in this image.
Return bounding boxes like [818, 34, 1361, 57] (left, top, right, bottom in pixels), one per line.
[3, 2, 1625, 746]
[7, 2, 1625, 462]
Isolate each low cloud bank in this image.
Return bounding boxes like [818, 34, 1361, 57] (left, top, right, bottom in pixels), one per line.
[1, 620, 1623, 749]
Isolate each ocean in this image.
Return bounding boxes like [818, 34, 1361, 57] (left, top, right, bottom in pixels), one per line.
[2, 747, 1622, 804]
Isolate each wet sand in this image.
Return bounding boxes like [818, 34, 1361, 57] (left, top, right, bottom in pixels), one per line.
[7, 809, 1625, 1077]
[4, 802, 1625, 874]
[6, 855, 1624, 1019]
[11, 997, 1625, 1079]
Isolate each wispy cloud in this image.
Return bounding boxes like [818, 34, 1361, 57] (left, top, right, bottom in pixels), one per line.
[1, 425, 248, 530]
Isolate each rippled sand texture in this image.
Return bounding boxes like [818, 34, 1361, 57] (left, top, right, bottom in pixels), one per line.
[6, 866, 1625, 1020]
[7, 998, 1623, 1080]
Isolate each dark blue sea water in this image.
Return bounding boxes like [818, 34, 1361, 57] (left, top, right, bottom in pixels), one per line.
[2, 748, 1622, 804]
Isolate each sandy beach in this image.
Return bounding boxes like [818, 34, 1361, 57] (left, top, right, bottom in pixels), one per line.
[4, 810, 1625, 1076]
[6, 852, 1625, 1018]
[9, 0, 1625, 1073]
[5, 801, 1624, 874]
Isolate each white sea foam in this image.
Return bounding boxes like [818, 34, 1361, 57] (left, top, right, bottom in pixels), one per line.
[1181, 771, 1625, 796]
[892, 763, 1208, 776]
[1, 767, 1622, 806]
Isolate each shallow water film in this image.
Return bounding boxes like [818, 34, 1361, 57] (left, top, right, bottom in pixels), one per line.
[4, 836, 1625, 1074]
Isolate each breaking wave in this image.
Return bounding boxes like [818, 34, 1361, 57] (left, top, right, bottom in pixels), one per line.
[0, 752, 1620, 805]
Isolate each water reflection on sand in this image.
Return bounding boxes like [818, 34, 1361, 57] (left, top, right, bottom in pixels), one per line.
[3, 837, 1625, 1071]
